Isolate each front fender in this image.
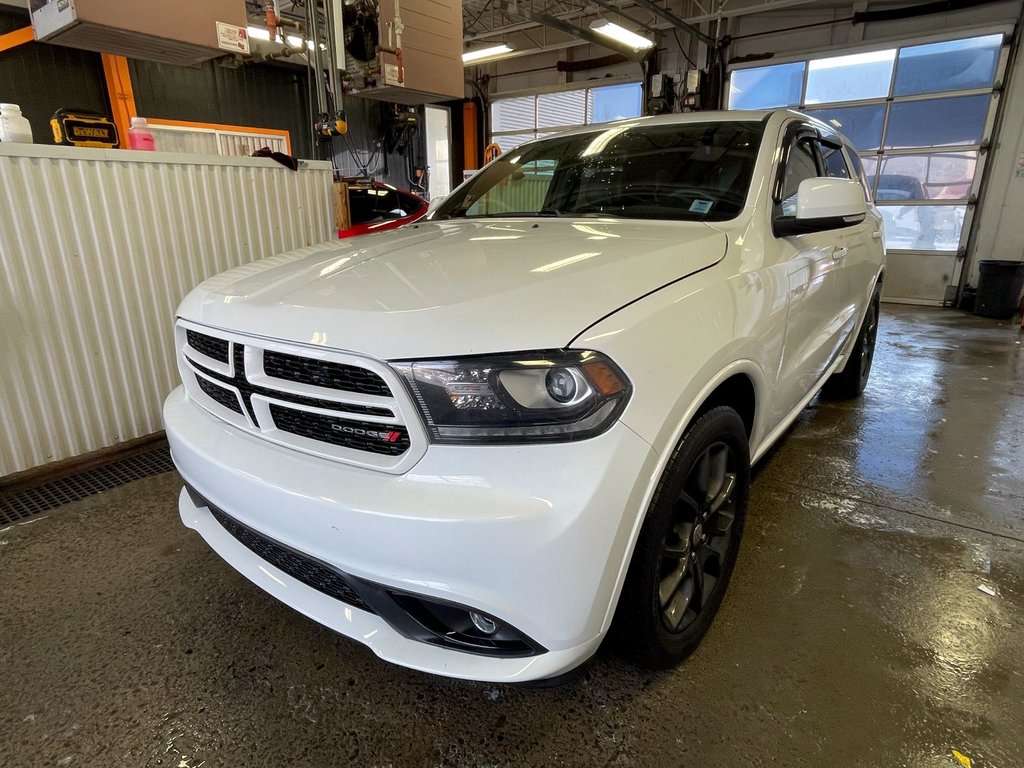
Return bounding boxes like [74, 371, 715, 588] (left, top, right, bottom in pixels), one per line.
[572, 261, 788, 633]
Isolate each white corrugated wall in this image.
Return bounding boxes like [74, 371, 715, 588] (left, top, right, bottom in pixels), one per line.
[0, 145, 335, 477]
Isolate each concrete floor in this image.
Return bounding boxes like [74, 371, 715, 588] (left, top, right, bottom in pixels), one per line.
[1, 305, 1022, 768]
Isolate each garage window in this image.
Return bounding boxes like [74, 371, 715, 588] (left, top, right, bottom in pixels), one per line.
[490, 82, 642, 153]
[728, 32, 1004, 257]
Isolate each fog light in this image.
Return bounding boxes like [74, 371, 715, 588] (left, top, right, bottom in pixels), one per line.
[545, 368, 577, 403]
[470, 611, 498, 635]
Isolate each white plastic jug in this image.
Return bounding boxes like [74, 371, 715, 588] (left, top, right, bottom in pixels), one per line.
[0, 103, 33, 144]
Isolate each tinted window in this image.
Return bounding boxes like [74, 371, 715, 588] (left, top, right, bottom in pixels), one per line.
[805, 104, 886, 151]
[846, 151, 872, 200]
[587, 83, 643, 123]
[894, 34, 1002, 96]
[805, 49, 895, 104]
[729, 62, 805, 109]
[780, 137, 819, 215]
[347, 188, 407, 224]
[821, 143, 851, 179]
[435, 122, 766, 223]
[885, 95, 989, 149]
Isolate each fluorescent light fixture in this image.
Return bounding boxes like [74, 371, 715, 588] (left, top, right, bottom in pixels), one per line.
[462, 43, 516, 64]
[589, 19, 655, 52]
[247, 25, 271, 42]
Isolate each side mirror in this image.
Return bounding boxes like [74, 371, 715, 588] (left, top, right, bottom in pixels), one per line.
[426, 195, 447, 217]
[774, 177, 867, 237]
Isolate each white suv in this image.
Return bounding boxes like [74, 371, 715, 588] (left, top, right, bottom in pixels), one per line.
[164, 110, 885, 683]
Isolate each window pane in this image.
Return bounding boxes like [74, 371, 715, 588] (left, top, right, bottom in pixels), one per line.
[466, 159, 557, 216]
[492, 133, 533, 153]
[537, 89, 586, 129]
[885, 94, 989, 149]
[848, 152, 872, 198]
[872, 152, 977, 201]
[491, 97, 535, 132]
[805, 104, 886, 151]
[805, 49, 895, 104]
[728, 62, 804, 109]
[894, 34, 1002, 96]
[587, 83, 642, 124]
[877, 204, 965, 251]
[782, 138, 818, 215]
[822, 144, 850, 178]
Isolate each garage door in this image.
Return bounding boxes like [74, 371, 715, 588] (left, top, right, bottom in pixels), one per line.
[729, 32, 1008, 304]
[490, 82, 643, 152]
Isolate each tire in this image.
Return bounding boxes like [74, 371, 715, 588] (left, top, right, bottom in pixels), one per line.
[611, 406, 750, 669]
[824, 286, 881, 399]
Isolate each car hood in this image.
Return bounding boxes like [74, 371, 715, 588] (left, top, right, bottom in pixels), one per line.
[178, 218, 727, 359]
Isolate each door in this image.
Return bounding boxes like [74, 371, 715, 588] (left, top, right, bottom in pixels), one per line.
[769, 125, 854, 424]
[425, 105, 452, 200]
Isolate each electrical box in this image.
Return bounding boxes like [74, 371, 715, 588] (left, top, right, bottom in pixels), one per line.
[346, 0, 464, 105]
[682, 68, 705, 111]
[30, 0, 248, 66]
[651, 74, 673, 99]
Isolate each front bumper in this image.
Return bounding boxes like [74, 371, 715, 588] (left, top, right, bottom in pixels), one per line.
[164, 386, 656, 682]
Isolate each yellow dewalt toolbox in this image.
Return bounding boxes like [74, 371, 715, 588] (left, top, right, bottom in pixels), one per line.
[51, 109, 120, 148]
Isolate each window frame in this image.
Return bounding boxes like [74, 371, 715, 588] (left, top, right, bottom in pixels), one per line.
[489, 79, 644, 151]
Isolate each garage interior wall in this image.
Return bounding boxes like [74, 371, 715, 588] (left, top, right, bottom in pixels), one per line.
[0, 8, 112, 141]
[329, 96, 429, 193]
[128, 58, 315, 160]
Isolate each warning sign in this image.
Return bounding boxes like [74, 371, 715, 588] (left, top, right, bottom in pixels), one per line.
[216, 21, 250, 54]
[383, 63, 404, 87]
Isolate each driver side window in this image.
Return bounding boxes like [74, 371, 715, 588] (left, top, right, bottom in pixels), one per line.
[781, 136, 819, 216]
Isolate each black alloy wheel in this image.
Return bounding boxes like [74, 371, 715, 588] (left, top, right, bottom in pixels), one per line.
[612, 406, 750, 669]
[825, 285, 881, 398]
[857, 294, 879, 385]
[658, 440, 739, 634]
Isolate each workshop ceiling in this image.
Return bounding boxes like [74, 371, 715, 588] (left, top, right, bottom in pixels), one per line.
[461, 0, 826, 41]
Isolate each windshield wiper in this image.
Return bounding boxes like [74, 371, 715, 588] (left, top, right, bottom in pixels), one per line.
[474, 210, 561, 218]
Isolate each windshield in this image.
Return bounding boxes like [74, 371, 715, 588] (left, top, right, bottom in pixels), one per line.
[434, 121, 765, 223]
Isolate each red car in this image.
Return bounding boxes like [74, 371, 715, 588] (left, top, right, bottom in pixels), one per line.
[339, 181, 429, 239]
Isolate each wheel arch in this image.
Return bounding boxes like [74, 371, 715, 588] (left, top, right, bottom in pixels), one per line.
[599, 358, 765, 636]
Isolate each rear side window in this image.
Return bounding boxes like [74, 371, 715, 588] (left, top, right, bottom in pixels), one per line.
[348, 187, 407, 224]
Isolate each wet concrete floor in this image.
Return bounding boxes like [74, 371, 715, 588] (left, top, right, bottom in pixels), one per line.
[1, 304, 1022, 768]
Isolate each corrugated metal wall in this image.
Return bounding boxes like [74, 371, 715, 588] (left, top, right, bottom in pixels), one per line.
[0, 145, 334, 477]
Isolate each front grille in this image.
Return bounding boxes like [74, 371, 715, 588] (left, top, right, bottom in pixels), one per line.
[180, 322, 417, 467]
[209, 506, 373, 613]
[195, 374, 242, 414]
[270, 404, 410, 456]
[264, 350, 391, 397]
[186, 329, 229, 363]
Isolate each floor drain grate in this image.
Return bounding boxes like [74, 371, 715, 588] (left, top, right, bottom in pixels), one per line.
[0, 444, 176, 525]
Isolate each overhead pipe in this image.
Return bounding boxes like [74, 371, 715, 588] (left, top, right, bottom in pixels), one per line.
[264, 0, 278, 42]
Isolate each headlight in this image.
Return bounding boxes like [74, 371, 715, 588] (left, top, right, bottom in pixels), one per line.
[390, 350, 631, 443]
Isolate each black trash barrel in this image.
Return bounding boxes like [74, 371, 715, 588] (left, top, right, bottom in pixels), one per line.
[975, 259, 1024, 319]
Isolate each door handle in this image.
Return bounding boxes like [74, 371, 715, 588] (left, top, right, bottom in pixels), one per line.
[831, 246, 849, 261]
[871, 230, 883, 240]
